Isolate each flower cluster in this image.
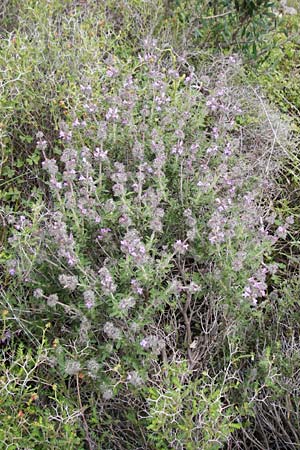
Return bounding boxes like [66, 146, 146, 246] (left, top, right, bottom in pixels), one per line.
[98, 267, 116, 295]
[119, 296, 136, 312]
[46, 212, 78, 266]
[59, 274, 78, 291]
[140, 335, 165, 355]
[83, 290, 95, 309]
[242, 268, 268, 306]
[103, 322, 122, 340]
[120, 230, 148, 265]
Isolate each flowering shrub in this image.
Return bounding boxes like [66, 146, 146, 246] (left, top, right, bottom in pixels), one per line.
[3, 39, 292, 448]
[2, 8, 298, 447]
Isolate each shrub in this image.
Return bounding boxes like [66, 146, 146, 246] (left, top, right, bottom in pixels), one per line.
[2, 40, 296, 447]
[2, 1, 300, 448]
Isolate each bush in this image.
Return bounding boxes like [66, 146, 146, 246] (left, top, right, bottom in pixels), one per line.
[2, 38, 297, 447]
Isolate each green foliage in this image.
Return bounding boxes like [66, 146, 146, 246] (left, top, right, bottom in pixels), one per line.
[161, 0, 280, 59]
[0, 323, 84, 449]
[145, 363, 242, 450]
[248, 12, 300, 127]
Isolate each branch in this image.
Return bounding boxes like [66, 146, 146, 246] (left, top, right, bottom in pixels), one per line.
[202, 10, 235, 20]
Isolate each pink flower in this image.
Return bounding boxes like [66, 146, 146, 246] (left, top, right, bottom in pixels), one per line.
[173, 240, 189, 255]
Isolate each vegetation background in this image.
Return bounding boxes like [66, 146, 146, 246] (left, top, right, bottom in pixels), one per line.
[1, 1, 300, 449]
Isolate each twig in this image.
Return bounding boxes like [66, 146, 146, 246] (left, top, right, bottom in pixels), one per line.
[202, 10, 234, 20]
[76, 373, 94, 450]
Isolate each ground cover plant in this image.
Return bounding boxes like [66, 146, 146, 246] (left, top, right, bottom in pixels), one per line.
[1, 1, 300, 449]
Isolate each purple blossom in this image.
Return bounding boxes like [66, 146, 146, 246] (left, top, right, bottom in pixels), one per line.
[47, 294, 58, 307]
[173, 240, 189, 255]
[0, 330, 11, 345]
[7, 259, 17, 276]
[232, 251, 246, 271]
[106, 107, 119, 122]
[80, 84, 92, 94]
[119, 214, 132, 227]
[149, 217, 163, 233]
[243, 192, 256, 207]
[206, 145, 218, 156]
[94, 147, 108, 162]
[119, 296, 136, 311]
[140, 338, 150, 348]
[84, 103, 97, 113]
[154, 92, 170, 110]
[33, 288, 44, 299]
[59, 274, 78, 291]
[184, 209, 196, 241]
[42, 158, 58, 176]
[215, 197, 232, 212]
[106, 66, 119, 78]
[83, 290, 95, 309]
[276, 225, 287, 239]
[139, 335, 165, 354]
[197, 179, 211, 192]
[131, 279, 143, 295]
[184, 73, 194, 85]
[208, 212, 227, 245]
[223, 142, 232, 157]
[103, 321, 122, 340]
[97, 228, 111, 241]
[171, 140, 184, 156]
[168, 68, 179, 79]
[111, 162, 128, 196]
[212, 127, 219, 140]
[174, 129, 185, 139]
[72, 117, 80, 128]
[242, 268, 268, 305]
[206, 97, 219, 111]
[120, 230, 148, 265]
[59, 130, 72, 142]
[113, 183, 125, 196]
[49, 177, 62, 190]
[98, 267, 116, 295]
[36, 139, 48, 151]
